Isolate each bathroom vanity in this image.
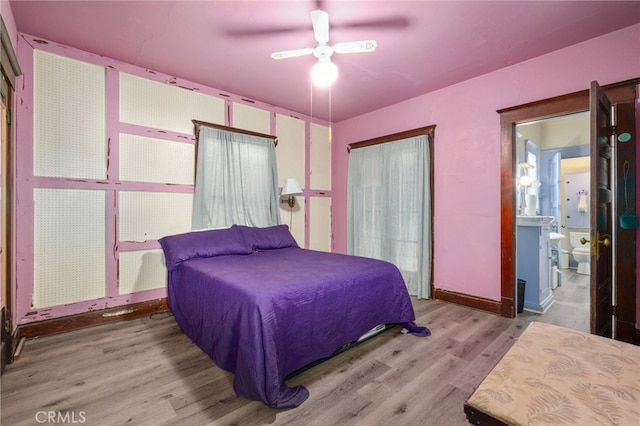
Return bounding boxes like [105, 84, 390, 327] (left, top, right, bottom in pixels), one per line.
[516, 216, 554, 313]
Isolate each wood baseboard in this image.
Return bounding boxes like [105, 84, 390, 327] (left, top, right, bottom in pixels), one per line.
[18, 299, 169, 338]
[433, 288, 502, 316]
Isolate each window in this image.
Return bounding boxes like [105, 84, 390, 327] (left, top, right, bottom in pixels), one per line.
[192, 123, 280, 229]
[347, 127, 434, 298]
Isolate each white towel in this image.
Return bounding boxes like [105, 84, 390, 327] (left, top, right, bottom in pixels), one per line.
[578, 194, 588, 212]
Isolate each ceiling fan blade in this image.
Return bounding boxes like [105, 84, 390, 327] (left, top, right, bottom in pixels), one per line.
[332, 40, 377, 54]
[310, 9, 329, 44]
[339, 16, 409, 30]
[227, 26, 304, 38]
[271, 47, 315, 60]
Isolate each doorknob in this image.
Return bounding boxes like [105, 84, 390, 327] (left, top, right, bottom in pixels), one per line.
[598, 235, 610, 247]
[586, 231, 610, 261]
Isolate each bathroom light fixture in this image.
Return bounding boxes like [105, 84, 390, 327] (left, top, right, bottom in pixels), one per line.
[280, 178, 303, 208]
[518, 162, 534, 170]
[311, 57, 338, 87]
[518, 176, 540, 216]
[518, 175, 533, 187]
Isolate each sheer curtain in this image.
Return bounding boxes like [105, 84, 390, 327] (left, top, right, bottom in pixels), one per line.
[192, 126, 280, 229]
[347, 135, 431, 298]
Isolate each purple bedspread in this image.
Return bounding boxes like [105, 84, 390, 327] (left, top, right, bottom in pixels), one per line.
[167, 246, 416, 408]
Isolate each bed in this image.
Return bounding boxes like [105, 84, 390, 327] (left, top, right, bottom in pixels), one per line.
[464, 321, 640, 425]
[159, 224, 427, 408]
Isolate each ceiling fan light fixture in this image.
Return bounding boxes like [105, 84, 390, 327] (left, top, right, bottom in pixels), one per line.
[311, 59, 338, 88]
[272, 9, 376, 88]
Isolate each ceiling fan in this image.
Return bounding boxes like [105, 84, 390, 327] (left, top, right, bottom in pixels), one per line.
[271, 9, 377, 87]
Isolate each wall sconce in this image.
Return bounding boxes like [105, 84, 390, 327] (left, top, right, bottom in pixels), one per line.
[280, 178, 303, 208]
[518, 176, 540, 216]
[518, 175, 533, 188]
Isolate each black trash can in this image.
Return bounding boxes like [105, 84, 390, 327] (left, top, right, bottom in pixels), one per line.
[517, 279, 525, 313]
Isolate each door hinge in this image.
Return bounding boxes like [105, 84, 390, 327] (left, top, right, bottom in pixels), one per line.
[611, 305, 617, 316]
[6, 108, 11, 125]
[610, 104, 617, 140]
[611, 104, 617, 127]
[4, 318, 11, 334]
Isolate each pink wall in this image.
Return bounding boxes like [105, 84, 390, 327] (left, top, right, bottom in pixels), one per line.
[332, 24, 640, 314]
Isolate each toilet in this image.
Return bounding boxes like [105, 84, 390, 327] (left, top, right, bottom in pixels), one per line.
[569, 232, 591, 275]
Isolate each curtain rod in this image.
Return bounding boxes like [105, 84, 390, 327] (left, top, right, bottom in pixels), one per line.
[347, 125, 435, 153]
[192, 120, 278, 146]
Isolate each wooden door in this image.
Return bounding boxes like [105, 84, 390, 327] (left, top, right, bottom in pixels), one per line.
[549, 152, 561, 227]
[0, 91, 8, 372]
[1, 97, 6, 317]
[589, 81, 613, 337]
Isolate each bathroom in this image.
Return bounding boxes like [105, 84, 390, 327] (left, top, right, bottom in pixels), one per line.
[515, 111, 590, 332]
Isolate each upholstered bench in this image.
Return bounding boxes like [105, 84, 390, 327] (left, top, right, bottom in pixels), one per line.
[464, 321, 640, 425]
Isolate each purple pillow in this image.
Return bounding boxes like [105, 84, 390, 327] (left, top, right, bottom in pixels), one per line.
[159, 227, 253, 271]
[234, 224, 299, 251]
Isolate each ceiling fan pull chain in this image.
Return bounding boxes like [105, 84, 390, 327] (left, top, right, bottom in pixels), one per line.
[329, 85, 332, 144]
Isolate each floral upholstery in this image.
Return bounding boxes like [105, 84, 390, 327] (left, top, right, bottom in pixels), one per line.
[465, 322, 640, 425]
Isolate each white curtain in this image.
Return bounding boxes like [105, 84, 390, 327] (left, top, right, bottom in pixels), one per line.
[347, 135, 431, 298]
[192, 126, 280, 229]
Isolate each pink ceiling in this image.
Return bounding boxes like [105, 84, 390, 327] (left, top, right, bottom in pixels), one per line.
[8, 0, 640, 122]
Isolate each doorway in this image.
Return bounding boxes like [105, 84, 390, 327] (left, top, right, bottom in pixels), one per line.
[515, 112, 590, 332]
[497, 79, 638, 343]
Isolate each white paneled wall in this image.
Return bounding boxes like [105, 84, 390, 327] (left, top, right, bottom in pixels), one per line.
[276, 114, 305, 187]
[310, 123, 331, 190]
[309, 124, 332, 249]
[119, 73, 225, 133]
[280, 196, 306, 246]
[119, 192, 194, 242]
[119, 134, 195, 184]
[24, 38, 333, 319]
[34, 51, 106, 179]
[30, 52, 223, 312]
[309, 197, 332, 252]
[118, 249, 167, 294]
[233, 102, 271, 134]
[275, 114, 307, 243]
[33, 188, 106, 308]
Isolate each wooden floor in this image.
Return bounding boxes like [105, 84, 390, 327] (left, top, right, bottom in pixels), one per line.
[1, 299, 532, 426]
[517, 268, 590, 333]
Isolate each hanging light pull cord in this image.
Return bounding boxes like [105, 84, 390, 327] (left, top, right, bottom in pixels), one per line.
[329, 85, 332, 144]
